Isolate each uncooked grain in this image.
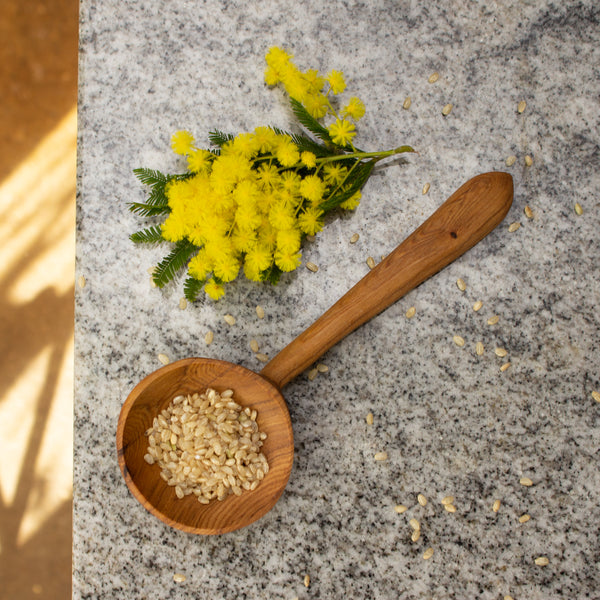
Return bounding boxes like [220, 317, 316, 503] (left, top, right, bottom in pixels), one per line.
[444, 503, 457, 513]
[403, 96, 412, 109]
[453, 335, 465, 347]
[418, 494, 427, 507]
[518, 100, 527, 113]
[500, 362, 511, 372]
[411, 529, 421, 542]
[520, 477, 533, 487]
[405, 306, 416, 319]
[145, 388, 269, 504]
[508, 222, 521, 233]
[374, 451, 388, 461]
[519, 514, 531, 523]
[524, 205, 534, 219]
[495, 347, 508, 357]
[78, 275, 86, 289]
[173, 573, 186, 583]
[441, 495, 454, 505]
[574, 202, 583, 215]
[456, 278, 466, 291]
[487, 315, 499, 325]
[428, 72, 439, 83]
[224, 314, 236, 325]
[442, 103, 453, 116]
[316, 363, 329, 373]
[306, 261, 319, 272]
[525, 154, 533, 167]
[366, 412, 374, 425]
[256, 305, 265, 319]
[592, 391, 600, 403]
[476, 341, 484, 356]
[366, 256, 376, 269]
[158, 353, 170, 365]
[493, 499, 501, 512]
[308, 367, 318, 381]
[255, 353, 269, 363]
[179, 297, 187, 310]
[535, 556, 549, 566]
[394, 504, 408, 514]
[304, 574, 310, 587]
[250, 339, 260, 353]
[204, 331, 214, 345]
[472, 300, 483, 312]
[505, 155, 517, 167]
[350, 233, 360, 243]
[423, 547, 434, 560]
[409, 518, 420, 531]
[422, 182, 431, 195]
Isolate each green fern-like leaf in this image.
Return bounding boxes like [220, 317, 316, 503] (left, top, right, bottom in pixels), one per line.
[289, 98, 333, 144]
[153, 240, 197, 288]
[128, 202, 171, 217]
[208, 130, 235, 148]
[130, 225, 164, 244]
[319, 159, 375, 212]
[183, 276, 206, 302]
[133, 167, 168, 186]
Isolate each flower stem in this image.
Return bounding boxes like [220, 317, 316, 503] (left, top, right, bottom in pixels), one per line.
[317, 146, 414, 165]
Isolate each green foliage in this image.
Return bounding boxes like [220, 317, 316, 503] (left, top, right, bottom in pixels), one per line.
[183, 276, 206, 302]
[152, 240, 197, 288]
[319, 159, 375, 212]
[130, 225, 164, 244]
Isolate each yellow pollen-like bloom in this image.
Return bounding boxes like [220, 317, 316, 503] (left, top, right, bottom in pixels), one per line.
[328, 119, 356, 147]
[171, 130, 195, 155]
[300, 174, 326, 203]
[326, 70, 346, 94]
[204, 278, 225, 300]
[300, 151, 317, 168]
[342, 97, 366, 121]
[274, 249, 301, 272]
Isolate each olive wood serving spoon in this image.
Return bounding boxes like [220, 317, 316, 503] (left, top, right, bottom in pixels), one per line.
[117, 171, 513, 535]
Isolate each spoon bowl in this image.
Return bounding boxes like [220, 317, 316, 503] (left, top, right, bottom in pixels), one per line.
[117, 172, 514, 535]
[117, 358, 293, 535]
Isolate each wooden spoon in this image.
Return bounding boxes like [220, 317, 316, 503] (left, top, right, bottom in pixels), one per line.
[117, 172, 513, 535]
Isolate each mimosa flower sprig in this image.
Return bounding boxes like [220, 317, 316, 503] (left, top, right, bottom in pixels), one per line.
[130, 46, 414, 301]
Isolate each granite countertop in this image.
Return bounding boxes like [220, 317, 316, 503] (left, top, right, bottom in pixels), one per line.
[74, 1, 600, 598]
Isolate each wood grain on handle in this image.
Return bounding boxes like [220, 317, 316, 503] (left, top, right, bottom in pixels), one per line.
[260, 172, 513, 390]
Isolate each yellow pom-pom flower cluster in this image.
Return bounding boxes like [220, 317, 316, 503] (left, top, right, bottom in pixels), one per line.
[130, 47, 413, 301]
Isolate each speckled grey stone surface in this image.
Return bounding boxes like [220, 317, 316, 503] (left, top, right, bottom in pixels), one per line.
[75, 1, 600, 598]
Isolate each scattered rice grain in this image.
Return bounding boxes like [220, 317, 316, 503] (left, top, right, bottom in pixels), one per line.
[534, 556, 549, 566]
[409, 518, 420, 531]
[592, 391, 600, 403]
[374, 451, 388, 461]
[519, 514, 531, 523]
[394, 504, 408, 514]
[250, 339, 260, 353]
[508, 222, 521, 233]
[173, 573, 186, 583]
[453, 335, 465, 347]
[423, 547, 434, 560]
[472, 300, 483, 312]
[411, 529, 421, 542]
[255, 353, 269, 363]
[524, 205, 534, 219]
[495, 347, 508, 357]
[476, 341, 484, 356]
[506, 155, 517, 167]
[306, 261, 319, 272]
[525, 154, 533, 167]
[405, 306, 416, 319]
[418, 494, 427, 507]
[308, 368, 318, 381]
[422, 182, 430, 195]
[403, 96, 412, 109]
[442, 103, 453, 116]
[444, 503, 457, 513]
[366, 256, 376, 269]
[366, 412, 374, 425]
[78, 275, 86, 289]
[204, 331, 214, 345]
[304, 574, 310, 587]
[492, 499, 501, 512]
[428, 72, 439, 83]
[487, 315, 499, 325]
[520, 477, 533, 487]
[517, 100, 527, 113]
[574, 202, 583, 215]
[500, 362, 511, 372]
[158, 353, 170, 365]
[456, 278, 466, 291]
[317, 363, 329, 373]
[350, 233, 360, 243]
[441, 495, 454, 505]
[224, 314, 236, 326]
[179, 297, 187, 310]
[256, 305, 265, 319]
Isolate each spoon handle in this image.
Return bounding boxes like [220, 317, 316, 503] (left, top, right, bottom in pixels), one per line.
[260, 172, 513, 390]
